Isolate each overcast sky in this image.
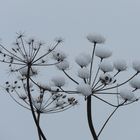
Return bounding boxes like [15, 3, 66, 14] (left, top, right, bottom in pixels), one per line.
[0, 0, 140, 140]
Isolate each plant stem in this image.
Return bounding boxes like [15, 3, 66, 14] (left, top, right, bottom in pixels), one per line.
[97, 106, 119, 137]
[27, 64, 47, 140]
[37, 112, 42, 140]
[97, 100, 126, 137]
[89, 43, 96, 84]
[87, 96, 98, 140]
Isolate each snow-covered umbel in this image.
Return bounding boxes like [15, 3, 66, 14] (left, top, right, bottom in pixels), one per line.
[52, 50, 66, 61]
[100, 73, 115, 85]
[78, 67, 90, 79]
[129, 77, 140, 89]
[87, 33, 105, 44]
[114, 59, 127, 71]
[95, 47, 112, 59]
[75, 53, 91, 67]
[76, 83, 92, 96]
[120, 89, 135, 101]
[51, 76, 65, 87]
[99, 60, 114, 72]
[38, 82, 51, 91]
[56, 60, 69, 70]
[132, 60, 140, 72]
[20, 67, 38, 77]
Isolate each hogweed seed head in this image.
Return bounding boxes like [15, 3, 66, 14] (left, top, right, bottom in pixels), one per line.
[76, 83, 92, 96]
[129, 77, 140, 89]
[95, 47, 112, 59]
[75, 53, 91, 67]
[78, 67, 90, 79]
[100, 73, 115, 85]
[56, 60, 69, 70]
[114, 59, 127, 71]
[87, 33, 105, 44]
[52, 50, 67, 61]
[132, 60, 140, 72]
[120, 89, 135, 101]
[99, 60, 114, 72]
[51, 76, 65, 87]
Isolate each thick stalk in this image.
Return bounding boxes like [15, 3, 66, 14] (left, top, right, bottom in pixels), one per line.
[27, 64, 47, 140]
[37, 112, 42, 140]
[87, 96, 98, 140]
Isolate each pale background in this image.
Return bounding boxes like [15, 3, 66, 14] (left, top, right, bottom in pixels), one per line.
[0, 0, 140, 140]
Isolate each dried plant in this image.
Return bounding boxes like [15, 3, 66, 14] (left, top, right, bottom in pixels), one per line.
[0, 33, 77, 140]
[1, 32, 140, 140]
[52, 33, 140, 140]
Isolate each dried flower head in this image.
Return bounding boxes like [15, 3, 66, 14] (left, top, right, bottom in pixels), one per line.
[114, 59, 127, 71]
[87, 33, 105, 44]
[51, 76, 65, 87]
[95, 47, 112, 59]
[20, 67, 38, 77]
[56, 60, 69, 70]
[52, 50, 67, 61]
[129, 77, 140, 89]
[120, 89, 135, 101]
[100, 73, 115, 85]
[76, 83, 92, 96]
[99, 60, 114, 72]
[75, 53, 91, 67]
[132, 60, 140, 72]
[78, 67, 90, 79]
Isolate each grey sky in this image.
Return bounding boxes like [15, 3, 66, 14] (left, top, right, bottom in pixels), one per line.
[0, 0, 140, 140]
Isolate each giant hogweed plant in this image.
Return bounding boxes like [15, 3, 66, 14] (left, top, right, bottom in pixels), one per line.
[0, 33, 77, 140]
[52, 33, 140, 140]
[1, 33, 140, 140]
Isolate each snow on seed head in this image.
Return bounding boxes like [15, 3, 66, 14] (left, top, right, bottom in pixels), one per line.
[75, 53, 91, 67]
[56, 60, 69, 70]
[99, 60, 114, 72]
[52, 50, 66, 61]
[76, 83, 92, 96]
[132, 60, 140, 72]
[51, 76, 65, 87]
[120, 89, 135, 101]
[100, 73, 115, 85]
[87, 33, 105, 44]
[129, 77, 140, 89]
[95, 47, 112, 59]
[114, 59, 127, 71]
[78, 67, 90, 79]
